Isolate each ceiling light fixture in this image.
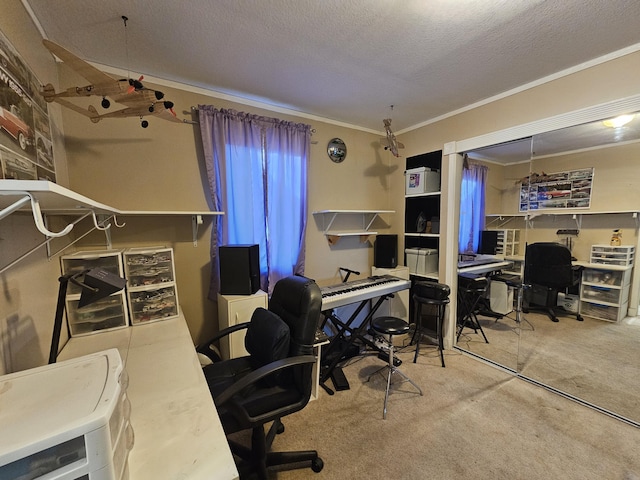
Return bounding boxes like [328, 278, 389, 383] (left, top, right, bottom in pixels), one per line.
[602, 114, 635, 128]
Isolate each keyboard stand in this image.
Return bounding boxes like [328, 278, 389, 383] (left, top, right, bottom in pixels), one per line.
[319, 293, 395, 395]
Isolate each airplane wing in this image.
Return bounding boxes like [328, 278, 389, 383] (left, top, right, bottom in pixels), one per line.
[89, 103, 185, 125]
[43, 39, 115, 86]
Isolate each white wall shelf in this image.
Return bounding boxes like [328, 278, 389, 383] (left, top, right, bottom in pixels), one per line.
[0, 180, 223, 272]
[312, 209, 394, 245]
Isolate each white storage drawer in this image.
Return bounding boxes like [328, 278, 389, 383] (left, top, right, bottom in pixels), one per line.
[581, 284, 627, 305]
[61, 250, 124, 295]
[124, 248, 175, 287]
[580, 301, 626, 322]
[128, 284, 179, 325]
[66, 293, 129, 336]
[590, 245, 635, 266]
[581, 268, 630, 287]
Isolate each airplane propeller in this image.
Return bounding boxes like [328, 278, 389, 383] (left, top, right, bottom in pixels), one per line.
[127, 75, 144, 94]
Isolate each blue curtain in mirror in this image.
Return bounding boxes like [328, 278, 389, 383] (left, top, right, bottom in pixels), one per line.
[459, 162, 488, 254]
[198, 106, 311, 297]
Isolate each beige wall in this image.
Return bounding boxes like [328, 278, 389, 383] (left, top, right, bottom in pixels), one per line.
[3, 0, 640, 373]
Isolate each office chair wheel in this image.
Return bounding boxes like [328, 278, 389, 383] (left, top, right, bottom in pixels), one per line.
[311, 457, 324, 473]
[577, 314, 584, 321]
[276, 423, 285, 434]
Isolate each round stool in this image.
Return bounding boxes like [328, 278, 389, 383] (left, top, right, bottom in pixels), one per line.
[368, 316, 423, 419]
[412, 282, 450, 367]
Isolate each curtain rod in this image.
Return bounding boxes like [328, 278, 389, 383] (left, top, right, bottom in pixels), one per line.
[190, 106, 316, 134]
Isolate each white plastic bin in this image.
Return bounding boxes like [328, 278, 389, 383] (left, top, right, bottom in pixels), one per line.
[405, 167, 440, 195]
[405, 248, 438, 275]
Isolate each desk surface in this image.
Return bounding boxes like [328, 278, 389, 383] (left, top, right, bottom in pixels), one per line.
[58, 312, 239, 480]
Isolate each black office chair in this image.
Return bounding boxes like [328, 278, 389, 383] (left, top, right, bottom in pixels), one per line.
[523, 242, 583, 323]
[198, 275, 324, 479]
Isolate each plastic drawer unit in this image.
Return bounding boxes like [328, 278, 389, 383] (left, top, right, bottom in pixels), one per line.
[60, 250, 129, 336]
[0, 349, 133, 480]
[123, 247, 179, 324]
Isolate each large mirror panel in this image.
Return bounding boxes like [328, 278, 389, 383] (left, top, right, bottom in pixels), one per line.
[456, 111, 640, 426]
[520, 115, 640, 424]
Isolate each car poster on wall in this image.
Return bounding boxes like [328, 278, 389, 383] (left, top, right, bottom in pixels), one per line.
[0, 29, 56, 182]
[519, 167, 594, 212]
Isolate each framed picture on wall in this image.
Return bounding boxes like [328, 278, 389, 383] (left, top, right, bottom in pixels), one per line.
[519, 167, 594, 212]
[0, 29, 56, 182]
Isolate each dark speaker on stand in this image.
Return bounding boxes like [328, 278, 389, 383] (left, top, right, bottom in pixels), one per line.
[374, 234, 398, 268]
[219, 244, 260, 295]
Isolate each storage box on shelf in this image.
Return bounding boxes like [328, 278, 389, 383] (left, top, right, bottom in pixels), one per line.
[590, 245, 635, 266]
[579, 265, 632, 323]
[123, 247, 179, 325]
[404, 167, 440, 195]
[60, 250, 129, 336]
[405, 248, 438, 277]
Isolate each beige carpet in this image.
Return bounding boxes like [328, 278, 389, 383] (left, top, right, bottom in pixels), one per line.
[257, 346, 640, 479]
[458, 310, 640, 423]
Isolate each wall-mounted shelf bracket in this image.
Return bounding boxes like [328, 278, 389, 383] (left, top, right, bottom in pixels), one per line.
[192, 214, 203, 246]
[30, 193, 74, 237]
[572, 213, 582, 230]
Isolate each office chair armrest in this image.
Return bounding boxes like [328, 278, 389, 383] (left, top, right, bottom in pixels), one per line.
[196, 322, 251, 361]
[215, 354, 317, 407]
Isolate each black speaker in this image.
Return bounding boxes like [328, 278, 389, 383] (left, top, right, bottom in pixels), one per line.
[374, 234, 398, 268]
[479, 230, 499, 255]
[219, 244, 260, 295]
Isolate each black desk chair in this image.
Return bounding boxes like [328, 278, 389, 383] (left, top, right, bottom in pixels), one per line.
[411, 281, 450, 367]
[457, 273, 489, 343]
[523, 242, 583, 323]
[198, 275, 324, 479]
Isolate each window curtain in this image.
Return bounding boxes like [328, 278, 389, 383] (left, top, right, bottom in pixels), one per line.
[459, 161, 488, 254]
[198, 106, 311, 298]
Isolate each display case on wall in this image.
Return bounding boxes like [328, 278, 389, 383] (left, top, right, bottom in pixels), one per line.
[123, 247, 179, 325]
[60, 250, 129, 336]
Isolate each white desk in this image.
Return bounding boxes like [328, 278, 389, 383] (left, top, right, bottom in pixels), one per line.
[58, 311, 239, 480]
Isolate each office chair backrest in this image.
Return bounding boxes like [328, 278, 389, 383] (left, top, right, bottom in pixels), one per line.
[524, 242, 574, 288]
[269, 275, 322, 357]
[269, 275, 322, 393]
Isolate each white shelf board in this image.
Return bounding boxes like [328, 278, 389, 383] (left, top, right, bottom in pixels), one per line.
[312, 209, 394, 214]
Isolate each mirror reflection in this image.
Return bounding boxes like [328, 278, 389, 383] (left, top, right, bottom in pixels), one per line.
[457, 112, 640, 425]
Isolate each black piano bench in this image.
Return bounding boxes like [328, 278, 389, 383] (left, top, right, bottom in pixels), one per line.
[367, 316, 423, 419]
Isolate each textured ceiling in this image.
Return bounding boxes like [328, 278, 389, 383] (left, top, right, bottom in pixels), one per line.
[22, 0, 640, 132]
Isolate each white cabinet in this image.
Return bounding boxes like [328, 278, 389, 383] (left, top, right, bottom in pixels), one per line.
[217, 290, 268, 359]
[579, 264, 632, 322]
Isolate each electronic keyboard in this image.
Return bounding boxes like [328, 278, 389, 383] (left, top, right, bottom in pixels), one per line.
[320, 275, 410, 310]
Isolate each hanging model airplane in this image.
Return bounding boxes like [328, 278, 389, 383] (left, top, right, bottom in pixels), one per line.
[40, 39, 185, 128]
[380, 118, 404, 157]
